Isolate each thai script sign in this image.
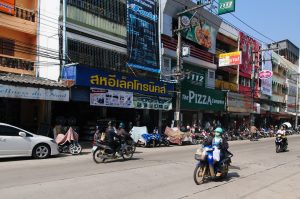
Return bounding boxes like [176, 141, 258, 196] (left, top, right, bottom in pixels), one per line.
[219, 51, 241, 67]
[90, 88, 133, 108]
[218, 0, 235, 15]
[0, 0, 15, 15]
[127, 0, 160, 73]
[181, 13, 217, 53]
[62, 66, 173, 97]
[259, 70, 273, 79]
[181, 82, 225, 111]
[227, 92, 252, 113]
[0, 84, 69, 101]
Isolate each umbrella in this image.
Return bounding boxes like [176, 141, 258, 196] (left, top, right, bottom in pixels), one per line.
[282, 122, 292, 128]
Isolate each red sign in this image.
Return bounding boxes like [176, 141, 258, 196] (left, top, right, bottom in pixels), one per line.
[0, 0, 15, 15]
[259, 70, 273, 79]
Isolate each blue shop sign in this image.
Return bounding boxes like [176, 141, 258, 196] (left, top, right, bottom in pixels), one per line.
[62, 66, 173, 97]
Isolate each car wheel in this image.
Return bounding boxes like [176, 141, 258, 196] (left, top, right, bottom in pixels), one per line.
[33, 144, 51, 159]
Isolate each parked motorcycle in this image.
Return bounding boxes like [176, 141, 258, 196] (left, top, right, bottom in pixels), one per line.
[92, 138, 134, 163]
[56, 127, 82, 155]
[193, 144, 233, 185]
[275, 134, 288, 153]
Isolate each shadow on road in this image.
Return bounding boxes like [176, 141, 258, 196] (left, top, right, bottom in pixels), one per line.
[101, 157, 143, 164]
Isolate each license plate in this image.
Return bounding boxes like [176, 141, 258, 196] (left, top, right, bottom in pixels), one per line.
[92, 146, 97, 152]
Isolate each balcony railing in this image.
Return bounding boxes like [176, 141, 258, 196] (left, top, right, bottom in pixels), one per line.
[15, 7, 36, 22]
[0, 55, 34, 71]
[215, 79, 238, 92]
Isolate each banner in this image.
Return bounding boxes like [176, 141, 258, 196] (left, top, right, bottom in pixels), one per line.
[0, 0, 15, 15]
[90, 88, 133, 108]
[133, 95, 172, 110]
[239, 32, 260, 75]
[219, 51, 241, 67]
[62, 66, 174, 97]
[181, 14, 217, 53]
[0, 84, 69, 101]
[181, 82, 225, 111]
[218, 0, 235, 15]
[261, 51, 272, 96]
[127, 0, 160, 73]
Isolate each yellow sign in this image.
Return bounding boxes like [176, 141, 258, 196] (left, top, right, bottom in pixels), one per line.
[219, 51, 241, 67]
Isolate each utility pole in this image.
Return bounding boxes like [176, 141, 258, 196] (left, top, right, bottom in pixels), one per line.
[173, 1, 211, 127]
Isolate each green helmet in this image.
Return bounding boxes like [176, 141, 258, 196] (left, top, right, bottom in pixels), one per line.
[214, 127, 223, 134]
[119, 122, 125, 128]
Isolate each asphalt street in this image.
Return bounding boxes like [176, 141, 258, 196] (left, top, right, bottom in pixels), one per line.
[1, 136, 300, 199]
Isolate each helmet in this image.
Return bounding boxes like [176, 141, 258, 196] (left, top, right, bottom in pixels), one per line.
[214, 127, 223, 134]
[119, 122, 125, 128]
[108, 121, 112, 126]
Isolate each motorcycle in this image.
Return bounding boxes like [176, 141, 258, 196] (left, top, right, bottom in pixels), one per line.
[193, 144, 233, 185]
[56, 127, 82, 155]
[92, 138, 134, 163]
[275, 134, 288, 153]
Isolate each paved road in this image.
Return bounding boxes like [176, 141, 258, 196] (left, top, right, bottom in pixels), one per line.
[1, 136, 300, 199]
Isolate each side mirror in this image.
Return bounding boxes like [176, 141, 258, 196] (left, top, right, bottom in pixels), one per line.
[19, 132, 26, 137]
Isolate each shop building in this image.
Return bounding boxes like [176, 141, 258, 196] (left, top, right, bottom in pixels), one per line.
[160, 0, 226, 127]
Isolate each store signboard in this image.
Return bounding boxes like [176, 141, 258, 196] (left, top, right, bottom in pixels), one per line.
[239, 32, 260, 75]
[0, 84, 69, 101]
[90, 88, 133, 108]
[181, 82, 225, 111]
[218, 0, 235, 15]
[133, 95, 172, 110]
[0, 0, 15, 15]
[62, 66, 174, 97]
[181, 13, 217, 53]
[219, 51, 241, 67]
[127, 0, 160, 73]
[261, 51, 273, 96]
[227, 92, 252, 113]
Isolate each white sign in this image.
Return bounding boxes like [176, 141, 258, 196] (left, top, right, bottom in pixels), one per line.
[0, 84, 69, 101]
[90, 88, 133, 108]
[261, 50, 272, 96]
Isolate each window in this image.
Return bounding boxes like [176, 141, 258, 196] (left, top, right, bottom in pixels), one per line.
[0, 38, 15, 56]
[68, 0, 126, 25]
[0, 126, 20, 136]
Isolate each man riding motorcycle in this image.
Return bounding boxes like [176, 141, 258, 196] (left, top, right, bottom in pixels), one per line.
[105, 121, 120, 156]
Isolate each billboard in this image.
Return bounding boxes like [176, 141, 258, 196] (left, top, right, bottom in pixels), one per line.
[239, 32, 260, 75]
[181, 13, 217, 53]
[218, 0, 235, 15]
[127, 0, 160, 73]
[0, 0, 15, 15]
[261, 51, 272, 96]
[219, 51, 241, 67]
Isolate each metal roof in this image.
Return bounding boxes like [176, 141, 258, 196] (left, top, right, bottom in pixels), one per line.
[0, 73, 67, 89]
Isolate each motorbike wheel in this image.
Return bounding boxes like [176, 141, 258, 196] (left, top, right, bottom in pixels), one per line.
[93, 148, 106, 164]
[69, 143, 82, 155]
[150, 140, 156, 148]
[121, 146, 134, 160]
[193, 165, 207, 185]
[276, 145, 280, 153]
[164, 140, 170, 147]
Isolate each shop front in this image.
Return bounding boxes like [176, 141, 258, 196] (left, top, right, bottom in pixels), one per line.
[180, 81, 225, 127]
[0, 74, 69, 135]
[61, 66, 173, 139]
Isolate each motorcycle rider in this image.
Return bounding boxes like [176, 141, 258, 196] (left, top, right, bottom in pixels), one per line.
[211, 127, 229, 177]
[277, 125, 288, 145]
[105, 121, 120, 156]
[117, 122, 131, 141]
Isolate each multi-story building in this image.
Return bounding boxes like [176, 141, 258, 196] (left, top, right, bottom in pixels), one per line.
[59, 0, 174, 137]
[0, 0, 69, 133]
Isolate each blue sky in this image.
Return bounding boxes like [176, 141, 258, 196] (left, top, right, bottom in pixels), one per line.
[219, 0, 300, 50]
